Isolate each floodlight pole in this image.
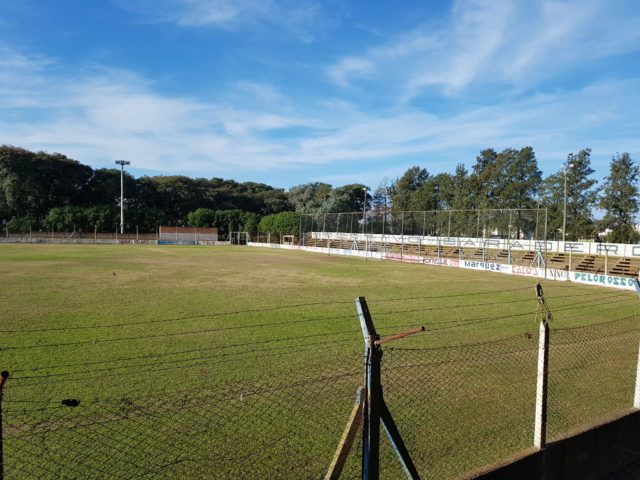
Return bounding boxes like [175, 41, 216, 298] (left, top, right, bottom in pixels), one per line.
[362, 187, 367, 235]
[115, 160, 130, 235]
[562, 162, 574, 242]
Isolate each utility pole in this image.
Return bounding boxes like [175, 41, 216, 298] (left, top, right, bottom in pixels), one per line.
[115, 160, 130, 235]
[562, 162, 574, 242]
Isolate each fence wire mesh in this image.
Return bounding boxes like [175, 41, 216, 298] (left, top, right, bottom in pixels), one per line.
[547, 316, 640, 442]
[380, 334, 538, 479]
[300, 208, 546, 240]
[1, 290, 639, 479]
[3, 362, 362, 479]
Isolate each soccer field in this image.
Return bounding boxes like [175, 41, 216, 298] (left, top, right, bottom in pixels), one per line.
[0, 244, 638, 479]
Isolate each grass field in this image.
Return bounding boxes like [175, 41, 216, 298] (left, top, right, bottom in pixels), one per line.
[0, 244, 638, 479]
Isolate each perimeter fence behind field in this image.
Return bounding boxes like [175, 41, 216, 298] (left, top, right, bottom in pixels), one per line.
[299, 208, 548, 241]
[1, 287, 639, 479]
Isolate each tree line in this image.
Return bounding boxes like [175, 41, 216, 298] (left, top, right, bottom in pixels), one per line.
[1, 145, 638, 242]
[0, 146, 289, 235]
[372, 147, 638, 243]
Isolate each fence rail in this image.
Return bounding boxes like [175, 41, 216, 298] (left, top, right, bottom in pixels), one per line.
[1, 291, 639, 479]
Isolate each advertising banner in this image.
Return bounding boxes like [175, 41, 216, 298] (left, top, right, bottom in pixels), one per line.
[509, 265, 569, 282]
[248, 243, 639, 292]
[384, 253, 423, 264]
[311, 232, 640, 258]
[423, 257, 460, 268]
[569, 271, 637, 290]
[459, 260, 507, 273]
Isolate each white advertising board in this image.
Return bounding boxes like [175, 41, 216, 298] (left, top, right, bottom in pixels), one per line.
[248, 243, 639, 291]
[310, 232, 640, 258]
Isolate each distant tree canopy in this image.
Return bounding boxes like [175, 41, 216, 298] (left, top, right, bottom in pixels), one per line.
[386, 148, 541, 216]
[599, 153, 640, 243]
[258, 212, 301, 235]
[1, 144, 638, 241]
[540, 148, 599, 240]
[186, 208, 259, 236]
[0, 145, 289, 232]
[0, 147, 92, 220]
[287, 182, 332, 212]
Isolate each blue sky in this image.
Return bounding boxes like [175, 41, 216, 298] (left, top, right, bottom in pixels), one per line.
[1, 0, 639, 189]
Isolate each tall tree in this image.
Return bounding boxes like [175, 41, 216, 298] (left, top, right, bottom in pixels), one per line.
[389, 166, 429, 211]
[540, 148, 598, 240]
[320, 184, 369, 213]
[499, 147, 542, 237]
[450, 163, 472, 210]
[287, 182, 333, 212]
[566, 148, 598, 240]
[469, 148, 499, 210]
[371, 179, 390, 215]
[449, 163, 475, 236]
[599, 153, 640, 243]
[498, 147, 542, 209]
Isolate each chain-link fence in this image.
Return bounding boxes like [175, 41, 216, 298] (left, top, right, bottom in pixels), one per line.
[0, 227, 159, 241]
[300, 209, 547, 240]
[547, 316, 640, 441]
[1, 291, 639, 479]
[2, 368, 363, 479]
[381, 335, 538, 479]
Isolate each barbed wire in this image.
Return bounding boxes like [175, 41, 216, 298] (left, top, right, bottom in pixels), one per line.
[1, 323, 362, 352]
[9, 337, 362, 386]
[1, 286, 538, 336]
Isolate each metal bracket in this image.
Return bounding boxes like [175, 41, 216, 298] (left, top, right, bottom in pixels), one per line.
[535, 283, 553, 323]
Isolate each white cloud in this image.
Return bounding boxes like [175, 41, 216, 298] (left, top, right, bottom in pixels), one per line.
[327, 57, 375, 87]
[1, 47, 639, 185]
[327, 0, 640, 97]
[116, 0, 324, 40]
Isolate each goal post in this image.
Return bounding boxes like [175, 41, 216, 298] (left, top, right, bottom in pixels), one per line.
[229, 231, 250, 245]
[282, 235, 295, 246]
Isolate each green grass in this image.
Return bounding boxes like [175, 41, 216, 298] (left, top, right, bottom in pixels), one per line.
[0, 244, 638, 479]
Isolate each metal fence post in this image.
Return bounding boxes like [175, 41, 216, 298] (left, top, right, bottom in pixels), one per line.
[357, 298, 381, 479]
[299, 214, 303, 246]
[534, 284, 551, 450]
[400, 212, 405, 263]
[355, 298, 422, 480]
[0, 371, 9, 480]
[534, 319, 549, 449]
[634, 340, 640, 409]
[633, 279, 640, 409]
[569, 248, 573, 271]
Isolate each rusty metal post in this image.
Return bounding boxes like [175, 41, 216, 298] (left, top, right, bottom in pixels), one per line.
[356, 298, 422, 480]
[357, 297, 380, 479]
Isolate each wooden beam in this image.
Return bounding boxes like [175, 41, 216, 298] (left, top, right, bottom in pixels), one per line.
[325, 388, 363, 480]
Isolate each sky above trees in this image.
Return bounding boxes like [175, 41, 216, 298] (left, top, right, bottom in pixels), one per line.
[1, 0, 639, 188]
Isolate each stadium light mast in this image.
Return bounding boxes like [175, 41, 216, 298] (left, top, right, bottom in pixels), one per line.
[562, 162, 574, 242]
[362, 187, 367, 235]
[115, 160, 130, 235]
